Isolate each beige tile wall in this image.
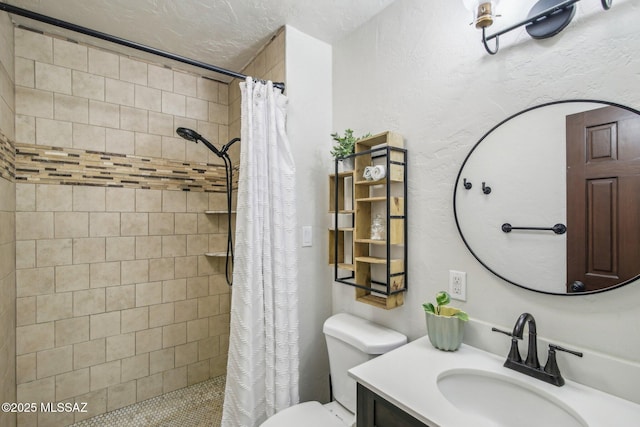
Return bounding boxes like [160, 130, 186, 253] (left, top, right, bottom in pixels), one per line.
[12, 27, 233, 426]
[0, 9, 16, 427]
[0, 180, 16, 427]
[0, 12, 15, 141]
[15, 185, 231, 426]
[14, 27, 228, 166]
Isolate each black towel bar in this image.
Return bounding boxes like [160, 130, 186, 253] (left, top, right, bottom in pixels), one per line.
[501, 223, 567, 234]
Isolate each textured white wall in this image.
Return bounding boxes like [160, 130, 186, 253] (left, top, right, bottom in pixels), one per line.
[332, 0, 640, 403]
[285, 25, 333, 403]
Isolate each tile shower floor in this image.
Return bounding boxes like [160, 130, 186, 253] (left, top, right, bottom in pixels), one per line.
[71, 375, 225, 427]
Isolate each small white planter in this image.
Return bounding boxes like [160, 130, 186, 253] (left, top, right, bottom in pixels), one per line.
[425, 309, 465, 352]
[336, 157, 354, 172]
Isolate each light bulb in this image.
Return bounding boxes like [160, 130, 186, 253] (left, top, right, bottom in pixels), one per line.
[463, 0, 500, 28]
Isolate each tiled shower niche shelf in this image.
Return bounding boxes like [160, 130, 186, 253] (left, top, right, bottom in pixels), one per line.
[205, 252, 227, 257]
[204, 210, 235, 257]
[328, 131, 407, 310]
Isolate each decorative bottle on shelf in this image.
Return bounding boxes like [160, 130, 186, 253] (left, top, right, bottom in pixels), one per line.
[371, 214, 385, 240]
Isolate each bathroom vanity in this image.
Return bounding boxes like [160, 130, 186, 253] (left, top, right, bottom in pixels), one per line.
[350, 336, 640, 427]
[357, 384, 427, 427]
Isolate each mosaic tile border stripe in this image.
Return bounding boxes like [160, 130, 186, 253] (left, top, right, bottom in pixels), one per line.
[15, 143, 239, 192]
[0, 132, 15, 181]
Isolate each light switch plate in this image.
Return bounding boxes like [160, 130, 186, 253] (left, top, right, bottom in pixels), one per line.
[302, 226, 312, 247]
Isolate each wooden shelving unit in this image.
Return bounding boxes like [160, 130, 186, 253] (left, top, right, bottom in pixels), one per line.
[329, 170, 355, 271]
[329, 131, 407, 310]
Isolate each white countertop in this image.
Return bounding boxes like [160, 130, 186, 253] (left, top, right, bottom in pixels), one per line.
[349, 336, 640, 427]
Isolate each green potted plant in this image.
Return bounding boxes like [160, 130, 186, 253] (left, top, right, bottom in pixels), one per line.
[330, 129, 371, 171]
[422, 291, 469, 351]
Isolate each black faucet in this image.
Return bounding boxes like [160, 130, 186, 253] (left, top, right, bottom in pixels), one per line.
[512, 313, 540, 369]
[492, 313, 583, 387]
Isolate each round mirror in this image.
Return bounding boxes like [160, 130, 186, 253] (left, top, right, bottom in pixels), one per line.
[454, 100, 640, 295]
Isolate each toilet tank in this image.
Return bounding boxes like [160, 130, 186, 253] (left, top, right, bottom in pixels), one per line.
[323, 313, 407, 414]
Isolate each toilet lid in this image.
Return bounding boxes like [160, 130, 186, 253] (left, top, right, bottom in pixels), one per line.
[260, 401, 348, 427]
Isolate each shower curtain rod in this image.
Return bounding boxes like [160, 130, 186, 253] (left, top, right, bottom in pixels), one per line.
[0, 2, 285, 91]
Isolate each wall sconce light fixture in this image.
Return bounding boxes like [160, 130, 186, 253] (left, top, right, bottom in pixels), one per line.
[463, 0, 501, 29]
[464, 0, 613, 55]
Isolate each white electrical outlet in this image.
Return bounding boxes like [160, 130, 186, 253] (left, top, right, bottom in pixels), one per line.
[449, 270, 467, 301]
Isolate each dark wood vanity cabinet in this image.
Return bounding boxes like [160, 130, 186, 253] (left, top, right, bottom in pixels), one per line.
[357, 384, 431, 427]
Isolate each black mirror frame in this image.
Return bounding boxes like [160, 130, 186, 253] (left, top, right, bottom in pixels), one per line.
[453, 99, 640, 296]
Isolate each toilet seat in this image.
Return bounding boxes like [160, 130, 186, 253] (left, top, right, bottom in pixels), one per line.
[260, 401, 349, 427]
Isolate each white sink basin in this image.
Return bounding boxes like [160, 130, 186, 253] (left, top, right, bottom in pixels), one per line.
[437, 369, 587, 427]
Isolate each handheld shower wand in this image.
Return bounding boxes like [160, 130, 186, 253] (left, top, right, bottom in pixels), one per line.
[176, 127, 223, 157]
[176, 127, 239, 286]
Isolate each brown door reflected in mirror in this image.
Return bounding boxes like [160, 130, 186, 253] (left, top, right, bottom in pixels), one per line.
[566, 106, 640, 292]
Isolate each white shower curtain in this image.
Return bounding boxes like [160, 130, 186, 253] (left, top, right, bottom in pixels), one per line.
[221, 78, 299, 427]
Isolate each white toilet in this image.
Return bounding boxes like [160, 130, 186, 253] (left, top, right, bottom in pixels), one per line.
[260, 313, 407, 427]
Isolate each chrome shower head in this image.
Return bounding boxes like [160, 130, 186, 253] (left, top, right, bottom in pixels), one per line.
[176, 127, 201, 142]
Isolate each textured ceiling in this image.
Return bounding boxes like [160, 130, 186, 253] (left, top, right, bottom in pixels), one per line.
[4, 0, 396, 81]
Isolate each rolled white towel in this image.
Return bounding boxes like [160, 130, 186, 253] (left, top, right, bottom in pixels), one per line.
[371, 164, 386, 180]
[363, 166, 374, 181]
